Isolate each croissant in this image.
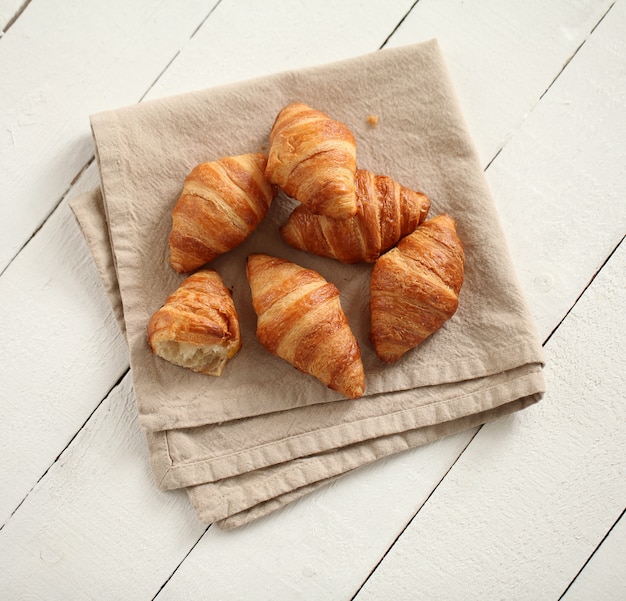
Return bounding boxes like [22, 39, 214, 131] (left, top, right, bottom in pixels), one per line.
[370, 214, 465, 363]
[280, 169, 431, 263]
[246, 253, 365, 398]
[147, 269, 242, 376]
[169, 153, 275, 273]
[265, 102, 358, 220]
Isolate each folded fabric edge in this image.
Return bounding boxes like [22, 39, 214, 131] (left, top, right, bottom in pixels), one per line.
[152, 364, 545, 490]
[215, 477, 342, 531]
[69, 187, 126, 335]
[190, 392, 540, 528]
[136, 331, 546, 432]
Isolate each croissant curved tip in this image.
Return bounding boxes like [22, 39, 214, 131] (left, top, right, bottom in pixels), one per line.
[375, 350, 404, 364]
[246, 253, 273, 267]
[327, 368, 365, 400]
[433, 213, 457, 230]
[345, 384, 366, 399]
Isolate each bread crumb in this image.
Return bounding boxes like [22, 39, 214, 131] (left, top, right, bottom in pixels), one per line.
[366, 114, 379, 127]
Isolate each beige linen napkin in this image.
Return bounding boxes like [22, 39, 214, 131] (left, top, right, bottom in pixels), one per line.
[71, 40, 545, 528]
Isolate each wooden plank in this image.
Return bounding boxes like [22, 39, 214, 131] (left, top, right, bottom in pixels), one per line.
[387, 0, 615, 164]
[561, 511, 626, 601]
[0, 163, 130, 525]
[0, 0, 217, 273]
[0, 374, 207, 600]
[163, 436, 482, 601]
[146, 0, 415, 96]
[354, 240, 626, 600]
[350, 7, 626, 598]
[484, 0, 626, 339]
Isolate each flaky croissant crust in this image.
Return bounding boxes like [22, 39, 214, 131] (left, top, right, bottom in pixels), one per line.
[246, 253, 365, 399]
[265, 102, 358, 220]
[370, 214, 465, 363]
[169, 152, 275, 273]
[147, 269, 242, 375]
[280, 169, 431, 263]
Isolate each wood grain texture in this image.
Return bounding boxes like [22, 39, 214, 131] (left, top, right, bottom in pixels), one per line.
[0, 0, 217, 273]
[355, 241, 626, 601]
[0, 162, 128, 525]
[387, 0, 615, 163]
[486, 0, 626, 340]
[0, 374, 206, 599]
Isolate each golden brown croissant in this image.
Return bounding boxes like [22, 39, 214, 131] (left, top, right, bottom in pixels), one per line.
[265, 102, 358, 220]
[169, 153, 275, 273]
[147, 269, 242, 376]
[246, 253, 365, 398]
[370, 214, 465, 363]
[280, 169, 431, 263]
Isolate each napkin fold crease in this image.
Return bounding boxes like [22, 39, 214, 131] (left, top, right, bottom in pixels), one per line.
[70, 40, 545, 528]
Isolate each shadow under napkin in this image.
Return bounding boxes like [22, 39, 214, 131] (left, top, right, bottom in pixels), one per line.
[71, 39, 545, 528]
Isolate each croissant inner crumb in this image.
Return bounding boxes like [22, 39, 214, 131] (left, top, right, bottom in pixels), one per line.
[152, 340, 230, 376]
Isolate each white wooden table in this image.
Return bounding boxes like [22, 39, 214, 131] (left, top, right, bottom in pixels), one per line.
[1, 1, 625, 598]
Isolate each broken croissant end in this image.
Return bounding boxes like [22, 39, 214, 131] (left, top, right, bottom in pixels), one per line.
[246, 253, 365, 399]
[147, 269, 242, 376]
[370, 214, 465, 363]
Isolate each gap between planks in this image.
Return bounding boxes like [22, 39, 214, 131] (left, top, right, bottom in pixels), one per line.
[379, 0, 421, 49]
[150, 523, 212, 601]
[0, 366, 128, 532]
[543, 234, 625, 348]
[0, 0, 223, 279]
[538, 0, 616, 103]
[350, 3, 622, 594]
[0, 0, 31, 33]
[0, 156, 96, 279]
[353, 237, 626, 600]
[557, 506, 626, 600]
[350, 424, 482, 600]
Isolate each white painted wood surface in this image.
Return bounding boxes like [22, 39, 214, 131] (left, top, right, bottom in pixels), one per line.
[1, 1, 624, 599]
[561, 511, 626, 601]
[355, 232, 626, 601]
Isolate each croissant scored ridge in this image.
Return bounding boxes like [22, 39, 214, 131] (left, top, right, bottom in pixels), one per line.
[147, 269, 242, 376]
[370, 214, 465, 363]
[246, 253, 365, 399]
[265, 102, 358, 220]
[169, 152, 275, 273]
[280, 169, 431, 263]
